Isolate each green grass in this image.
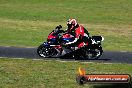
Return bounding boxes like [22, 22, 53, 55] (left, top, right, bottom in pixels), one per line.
[0, 0, 132, 24]
[0, 0, 132, 51]
[0, 58, 132, 88]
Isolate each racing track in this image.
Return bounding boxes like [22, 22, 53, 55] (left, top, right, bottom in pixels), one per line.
[0, 46, 132, 64]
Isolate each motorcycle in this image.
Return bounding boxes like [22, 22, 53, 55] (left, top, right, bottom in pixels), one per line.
[37, 26, 104, 59]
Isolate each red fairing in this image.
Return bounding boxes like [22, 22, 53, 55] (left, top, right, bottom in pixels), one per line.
[62, 34, 74, 38]
[53, 45, 62, 48]
[48, 32, 56, 39]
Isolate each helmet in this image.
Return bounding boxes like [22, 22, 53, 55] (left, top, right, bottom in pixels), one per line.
[67, 18, 78, 32]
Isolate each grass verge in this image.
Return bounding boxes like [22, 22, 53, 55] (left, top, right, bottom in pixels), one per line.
[0, 58, 132, 88]
[0, 0, 132, 51]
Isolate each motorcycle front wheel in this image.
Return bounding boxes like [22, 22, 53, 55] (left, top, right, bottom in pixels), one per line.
[37, 44, 57, 58]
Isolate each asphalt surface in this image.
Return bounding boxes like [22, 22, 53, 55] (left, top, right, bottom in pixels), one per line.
[0, 46, 132, 64]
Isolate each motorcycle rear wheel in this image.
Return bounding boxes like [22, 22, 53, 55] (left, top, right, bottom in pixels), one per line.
[85, 47, 102, 59]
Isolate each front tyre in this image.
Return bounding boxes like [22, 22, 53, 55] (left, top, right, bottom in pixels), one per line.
[37, 44, 56, 58]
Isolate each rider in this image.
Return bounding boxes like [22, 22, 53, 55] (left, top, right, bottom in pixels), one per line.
[65, 18, 90, 50]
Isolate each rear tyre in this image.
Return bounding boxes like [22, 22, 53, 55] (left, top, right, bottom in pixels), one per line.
[84, 46, 102, 59]
[94, 47, 103, 59]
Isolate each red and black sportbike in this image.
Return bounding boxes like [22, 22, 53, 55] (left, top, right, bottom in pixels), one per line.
[37, 25, 104, 59]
